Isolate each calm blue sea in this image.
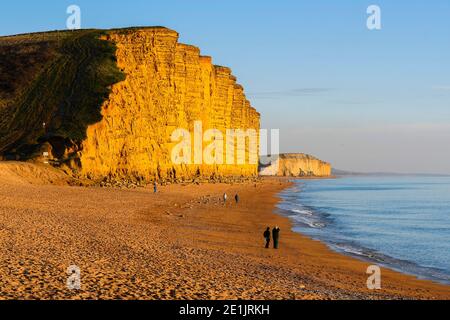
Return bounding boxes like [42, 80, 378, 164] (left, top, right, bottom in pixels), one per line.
[277, 176, 450, 284]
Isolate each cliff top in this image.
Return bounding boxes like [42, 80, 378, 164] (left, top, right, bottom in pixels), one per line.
[0, 26, 178, 39]
[279, 153, 330, 163]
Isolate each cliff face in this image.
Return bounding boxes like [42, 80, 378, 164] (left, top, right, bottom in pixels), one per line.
[260, 153, 331, 177]
[76, 28, 259, 181]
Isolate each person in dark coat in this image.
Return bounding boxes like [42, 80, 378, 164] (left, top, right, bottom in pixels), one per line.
[263, 227, 271, 249]
[272, 226, 281, 249]
[154, 182, 158, 193]
[235, 194, 240, 204]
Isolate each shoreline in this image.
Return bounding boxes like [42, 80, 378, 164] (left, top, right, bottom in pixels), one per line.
[269, 179, 450, 299]
[0, 165, 449, 299]
[278, 177, 450, 287]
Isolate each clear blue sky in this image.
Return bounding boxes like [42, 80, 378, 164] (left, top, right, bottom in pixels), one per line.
[1, 0, 450, 173]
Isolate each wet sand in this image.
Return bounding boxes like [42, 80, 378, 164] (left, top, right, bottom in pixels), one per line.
[0, 163, 449, 300]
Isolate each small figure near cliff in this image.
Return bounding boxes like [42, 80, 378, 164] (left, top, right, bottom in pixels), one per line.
[235, 194, 240, 204]
[153, 182, 158, 194]
[272, 226, 281, 249]
[223, 193, 228, 205]
[264, 227, 271, 249]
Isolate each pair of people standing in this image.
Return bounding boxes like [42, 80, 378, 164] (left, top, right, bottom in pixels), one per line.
[223, 193, 239, 205]
[264, 227, 280, 249]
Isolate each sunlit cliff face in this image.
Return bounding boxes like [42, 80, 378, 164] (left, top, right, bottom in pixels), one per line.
[259, 154, 332, 177]
[80, 28, 260, 181]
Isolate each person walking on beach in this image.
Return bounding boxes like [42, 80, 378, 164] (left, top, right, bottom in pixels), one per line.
[263, 227, 271, 249]
[235, 194, 240, 204]
[272, 226, 281, 249]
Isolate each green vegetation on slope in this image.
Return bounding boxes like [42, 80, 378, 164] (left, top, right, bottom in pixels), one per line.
[0, 30, 125, 159]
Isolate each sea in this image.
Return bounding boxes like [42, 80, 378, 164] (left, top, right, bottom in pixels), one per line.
[277, 175, 450, 285]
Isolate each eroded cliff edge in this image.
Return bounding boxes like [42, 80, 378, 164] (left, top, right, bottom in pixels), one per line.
[259, 153, 332, 177]
[0, 27, 260, 182]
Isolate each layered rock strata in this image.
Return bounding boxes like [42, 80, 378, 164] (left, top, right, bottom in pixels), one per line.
[259, 153, 331, 177]
[80, 28, 260, 181]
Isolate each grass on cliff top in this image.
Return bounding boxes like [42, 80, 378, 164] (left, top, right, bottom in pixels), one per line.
[0, 29, 125, 156]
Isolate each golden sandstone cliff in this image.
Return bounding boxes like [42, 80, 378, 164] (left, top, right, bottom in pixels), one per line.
[260, 154, 332, 177]
[1, 28, 332, 183]
[79, 28, 260, 182]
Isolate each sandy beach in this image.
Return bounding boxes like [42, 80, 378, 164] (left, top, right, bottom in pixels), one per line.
[0, 162, 449, 300]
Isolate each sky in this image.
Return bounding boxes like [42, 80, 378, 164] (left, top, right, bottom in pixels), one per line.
[1, 0, 449, 174]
